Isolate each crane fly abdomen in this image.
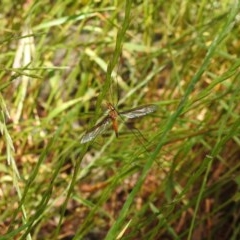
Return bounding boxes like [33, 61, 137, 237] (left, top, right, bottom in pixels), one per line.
[111, 119, 119, 137]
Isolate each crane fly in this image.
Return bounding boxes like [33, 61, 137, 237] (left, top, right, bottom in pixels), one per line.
[80, 103, 157, 144]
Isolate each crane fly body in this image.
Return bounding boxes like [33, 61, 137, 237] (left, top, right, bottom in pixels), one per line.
[80, 103, 157, 144]
[105, 102, 118, 137]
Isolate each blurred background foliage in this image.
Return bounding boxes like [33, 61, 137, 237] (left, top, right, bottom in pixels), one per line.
[0, 0, 240, 239]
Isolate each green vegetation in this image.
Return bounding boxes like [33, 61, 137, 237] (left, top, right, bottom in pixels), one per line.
[1, 0, 240, 239]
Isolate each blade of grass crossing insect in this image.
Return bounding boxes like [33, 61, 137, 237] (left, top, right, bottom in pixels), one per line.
[73, 1, 133, 238]
[94, 1, 131, 113]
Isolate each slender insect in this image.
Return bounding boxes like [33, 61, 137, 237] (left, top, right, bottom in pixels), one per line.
[80, 102, 157, 144]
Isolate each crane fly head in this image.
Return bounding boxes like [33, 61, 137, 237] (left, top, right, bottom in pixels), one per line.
[106, 102, 118, 120]
[106, 102, 115, 111]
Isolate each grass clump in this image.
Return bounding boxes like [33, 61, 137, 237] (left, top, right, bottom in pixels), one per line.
[0, 0, 240, 239]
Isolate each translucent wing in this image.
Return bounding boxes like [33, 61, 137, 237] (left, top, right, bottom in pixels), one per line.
[80, 116, 111, 144]
[120, 104, 157, 119]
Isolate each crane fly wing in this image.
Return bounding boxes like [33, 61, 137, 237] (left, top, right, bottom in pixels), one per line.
[80, 116, 111, 144]
[120, 104, 157, 119]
